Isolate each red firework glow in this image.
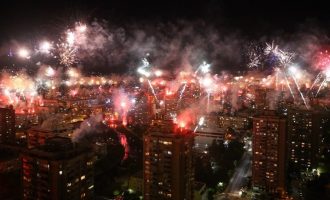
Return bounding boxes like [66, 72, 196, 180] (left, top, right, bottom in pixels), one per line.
[175, 108, 197, 132]
[119, 133, 129, 160]
[165, 89, 174, 96]
[314, 50, 330, 70]
[113, 89, 131, 126]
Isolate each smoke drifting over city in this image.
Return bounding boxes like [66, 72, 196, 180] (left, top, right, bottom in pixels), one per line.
[0, 19, 329, 122]
[0, 1, 330, 199]
[71, 114, 104, 142]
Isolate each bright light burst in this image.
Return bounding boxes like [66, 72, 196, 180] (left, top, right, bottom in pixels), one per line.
[39, 41, 52, 54]
[325, 69, 330, 80]
[2, 20, 330, 116]
[18, 48, 30, 59]
[200, 76, 214, 89]
[195, 61, 211, 74]
[76, 23, 87, 33]
[248, 51, 261, 68]
[66, 31, 75, 46]
[45, 66, 55, 77]
[154, 70, 163, 77]
[137, 58, 151, 77]
[58, 42, 77, 66]
[264, 41, 279, 55]
[265, 41, 295, 66]
[200, 61, 211, 74]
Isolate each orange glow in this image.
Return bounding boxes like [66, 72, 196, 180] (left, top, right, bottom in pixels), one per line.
[179, 122, 186, 128]
[166, 89, 173, 96]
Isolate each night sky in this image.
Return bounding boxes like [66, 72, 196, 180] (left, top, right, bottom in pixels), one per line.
[0, 0, 330, 74]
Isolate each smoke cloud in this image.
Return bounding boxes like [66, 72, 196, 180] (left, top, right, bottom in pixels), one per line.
[71, 114, 104, 142]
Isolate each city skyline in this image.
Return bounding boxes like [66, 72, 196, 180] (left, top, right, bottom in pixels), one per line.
[0, 1, 330, 200]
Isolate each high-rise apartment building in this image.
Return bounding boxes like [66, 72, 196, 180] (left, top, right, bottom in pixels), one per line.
[21, 137, 95, 200]
[287, 108, 330, 171]
[252, 110, 287, 194]
[143, 119, 194, 200]
[0, 106, 16, 144]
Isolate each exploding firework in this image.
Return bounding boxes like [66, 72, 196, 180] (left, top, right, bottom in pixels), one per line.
[264, 42, 295, 67]
[39, 41, 52, 54]
[194, 61, 211, 75]
[17, 48, 30, 59]
[1, 20, 330, 126]
[313, 50, 330, 70]
[76, 23, 87, 33]
[137, 57, 151, 77]
[45, 66, 55, 77]
[58, 41, 77, 66]
[248, 51, 261, 68]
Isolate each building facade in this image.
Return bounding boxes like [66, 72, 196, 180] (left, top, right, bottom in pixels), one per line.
[21, 137, 95, 200]
[252, 111, 287, 194]
[143, 120, 194, 200]
[0, 106, 16, 144]
[287, 108, 330, 171]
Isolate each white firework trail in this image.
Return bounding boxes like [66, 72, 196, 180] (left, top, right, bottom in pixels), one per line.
[207, 92, 211, 113]
[290, 73, 309, 109]
[309, 71, 322, 94]
[137, 57, 151, 77]
[177, 83, 187, 105]
[315, 78, 327, 97]
[280, 69, 295, 100]
[194, 116, 205, 133]
[137, 57, 158, 102]
[147, 79, 158, 102]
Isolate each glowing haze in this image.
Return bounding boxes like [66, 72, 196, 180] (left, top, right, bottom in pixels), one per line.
[0, 20, 329, 134]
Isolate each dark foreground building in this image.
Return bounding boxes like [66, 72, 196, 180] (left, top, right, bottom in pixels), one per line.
[143, 119, 194, 200]
[287, 108, 330, 171]
[0, 106, 15, 144]
[252, 110, 287, 195]
[21, 137, 95, 200]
